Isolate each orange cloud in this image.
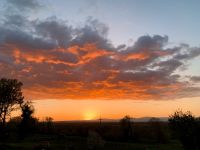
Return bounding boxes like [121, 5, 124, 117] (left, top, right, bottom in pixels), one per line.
[1, 33, 200, 101]
[124, 53, 150, 60]
[13, 49, 51, 63]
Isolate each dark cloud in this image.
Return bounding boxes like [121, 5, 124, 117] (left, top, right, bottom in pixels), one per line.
[190, 76, 200, 82]
[174, 47, 200, 60]
[7, 0, 41, 11]
[0, 1, 200, 100]
[153, 59, 183, 73]
[34, 17, 73, 48]
[3, 14, 29, 27]
[0, 27, 56, 50]
[71, 18, 113, 50]
[134, 35, 168, 49]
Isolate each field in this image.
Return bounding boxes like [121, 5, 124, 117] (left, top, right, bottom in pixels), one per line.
[0, 121, 184, 150]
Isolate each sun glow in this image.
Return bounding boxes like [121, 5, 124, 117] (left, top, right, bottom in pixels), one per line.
[83, 110, 98, 120]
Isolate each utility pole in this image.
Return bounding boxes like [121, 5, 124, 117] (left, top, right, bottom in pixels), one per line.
[99, 113, 102, 126]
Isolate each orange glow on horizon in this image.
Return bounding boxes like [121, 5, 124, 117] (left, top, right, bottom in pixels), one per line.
[10, 97, 198, 121]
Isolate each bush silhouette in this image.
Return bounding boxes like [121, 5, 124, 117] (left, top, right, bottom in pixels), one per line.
[40, 117, 55, 134]
[19, 101, 38, 139]
[120, 115, 133, 140]
[169, 110, 199, 150]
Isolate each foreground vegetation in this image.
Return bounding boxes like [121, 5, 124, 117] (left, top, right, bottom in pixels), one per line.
[0, 114, 194, 150]
[1, 121, 184, 150]
[0, 134, 183, 150]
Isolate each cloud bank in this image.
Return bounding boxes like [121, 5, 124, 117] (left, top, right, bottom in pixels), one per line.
[0, 0, 200, 100]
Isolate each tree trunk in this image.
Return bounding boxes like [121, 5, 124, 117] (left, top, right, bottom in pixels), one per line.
[0, 111, 7, 140]
[2, 111, 6, 128]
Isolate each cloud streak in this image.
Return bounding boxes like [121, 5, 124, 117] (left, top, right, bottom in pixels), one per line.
[0, 0, 200, 100]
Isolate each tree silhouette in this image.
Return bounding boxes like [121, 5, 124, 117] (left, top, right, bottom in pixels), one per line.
[120, 115, 133, 140]
[42, 117, 54, 134]
[0, 78, 24, 135]
[19, 101, 37, 138]
[169, 110, 199, 150]
[21, 101, 34, 119]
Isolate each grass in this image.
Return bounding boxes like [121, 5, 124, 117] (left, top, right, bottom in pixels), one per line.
[0, 135, 183, 150]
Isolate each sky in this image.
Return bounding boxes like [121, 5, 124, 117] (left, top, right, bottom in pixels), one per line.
[0, 0, 200, 121]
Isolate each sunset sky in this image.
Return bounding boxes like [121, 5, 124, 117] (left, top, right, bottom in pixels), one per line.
[0, 0, 200, 121]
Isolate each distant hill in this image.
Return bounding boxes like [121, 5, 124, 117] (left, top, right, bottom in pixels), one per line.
[98, 117, 168, 122]
[55, 117, 168, 123]
[132, 117, 168, 122]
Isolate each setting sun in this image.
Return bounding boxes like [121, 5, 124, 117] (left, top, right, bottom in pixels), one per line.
[83, 110, 98, 120]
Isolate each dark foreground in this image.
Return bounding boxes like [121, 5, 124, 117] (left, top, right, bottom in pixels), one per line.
[0, 135, 183, 150]
[0, 121, 183, 150]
